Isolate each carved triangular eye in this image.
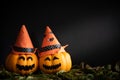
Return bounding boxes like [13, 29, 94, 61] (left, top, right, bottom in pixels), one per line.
[27, 57, 33, 61]
[18, 56, 25, 60]
[45, 57, 50, 61]
[53, 56, 59, 60]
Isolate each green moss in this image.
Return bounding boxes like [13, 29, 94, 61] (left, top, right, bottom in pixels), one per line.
[0, 62, 120, 80]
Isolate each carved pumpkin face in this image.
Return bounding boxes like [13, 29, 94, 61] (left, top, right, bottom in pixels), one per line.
[39, 52, 72, 74]
[5, 53, 38, 75]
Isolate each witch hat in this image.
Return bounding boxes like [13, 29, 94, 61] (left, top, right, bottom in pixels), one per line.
[38, 26, 68, 57]
[12, 25, 36, 54]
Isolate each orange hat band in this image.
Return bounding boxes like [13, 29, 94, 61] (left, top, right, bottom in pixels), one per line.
[39, 44, 61, 52]
[13, 46, 35, 53]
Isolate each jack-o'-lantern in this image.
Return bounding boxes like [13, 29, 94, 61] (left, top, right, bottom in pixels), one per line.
[5, 52, 38, 75]
[5, 25, 38, 75]
[38, 26, 72, 74]
[39, 52, 72, 74]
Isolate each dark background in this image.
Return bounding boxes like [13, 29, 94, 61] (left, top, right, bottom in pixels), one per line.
[1, 1, 120, 66]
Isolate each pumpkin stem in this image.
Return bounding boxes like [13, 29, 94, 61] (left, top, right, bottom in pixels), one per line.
[63, 44, 68, 49]
[57, 45, 68, 53]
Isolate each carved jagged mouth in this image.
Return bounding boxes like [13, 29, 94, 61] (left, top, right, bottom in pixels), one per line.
[16, 64, 35, 71]
[43, 63, 61, 70]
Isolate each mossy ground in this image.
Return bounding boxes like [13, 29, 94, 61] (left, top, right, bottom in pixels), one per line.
[0, 62, 120, 80]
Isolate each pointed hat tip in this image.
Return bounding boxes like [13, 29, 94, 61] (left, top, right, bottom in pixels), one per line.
[46, 25, 50, 28]
[20, 25, 29, 33]
[21, 24, 26, 29]
[14, 24, 33, 48]
[45, 26, 52, 33]
[22, 24, 26, 27]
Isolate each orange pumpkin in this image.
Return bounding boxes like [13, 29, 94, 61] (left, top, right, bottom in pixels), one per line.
[5, 52, 38, 75]
[38, 26, 72, 74]
[5, 25, 38, 75]
[39, 52, 72, 74]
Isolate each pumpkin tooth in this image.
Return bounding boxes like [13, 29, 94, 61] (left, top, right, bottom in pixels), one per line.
[43, 64, 49, 69]
[53, 63, 61, 69]
[43, 63, 61, 70]
[28, 65, 32, 69]
[24, 65, 29, 70]
[31, 64, 35, 69]
[16, 64, 35, 71]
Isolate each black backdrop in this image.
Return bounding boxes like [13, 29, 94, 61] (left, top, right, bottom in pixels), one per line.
[1, 2, 120, 66]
